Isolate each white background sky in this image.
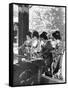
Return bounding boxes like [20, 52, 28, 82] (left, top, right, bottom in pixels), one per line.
[0, 0, 68, 90]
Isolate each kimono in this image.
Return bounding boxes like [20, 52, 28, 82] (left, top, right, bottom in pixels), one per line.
[41, 40, 54, 77]
[30, 38, 41, 58]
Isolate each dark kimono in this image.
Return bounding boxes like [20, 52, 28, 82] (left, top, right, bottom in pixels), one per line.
[41, 41, 54, 77]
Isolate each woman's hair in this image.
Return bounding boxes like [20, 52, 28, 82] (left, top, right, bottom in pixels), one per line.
[27, 31, 32, 38]
[40, 32, 48, 40]
[33, 31, 39, 38]
[52, 31, 61, 40]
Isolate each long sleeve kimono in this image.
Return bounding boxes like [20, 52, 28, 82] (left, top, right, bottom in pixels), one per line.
[41, 41, 54, 77]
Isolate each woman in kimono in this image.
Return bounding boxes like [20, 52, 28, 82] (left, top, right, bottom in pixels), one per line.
[51, 30, 64, 80]
[40, 32, 54, 77]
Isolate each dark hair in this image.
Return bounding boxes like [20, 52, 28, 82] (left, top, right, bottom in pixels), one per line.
[27, 31, 32, 38]
[40, 32, 48, 40]
[33, 31, 39, 38]
[52, 31, 61, 40]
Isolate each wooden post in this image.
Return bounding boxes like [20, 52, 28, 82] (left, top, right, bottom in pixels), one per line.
[18, 5, 29, 55]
